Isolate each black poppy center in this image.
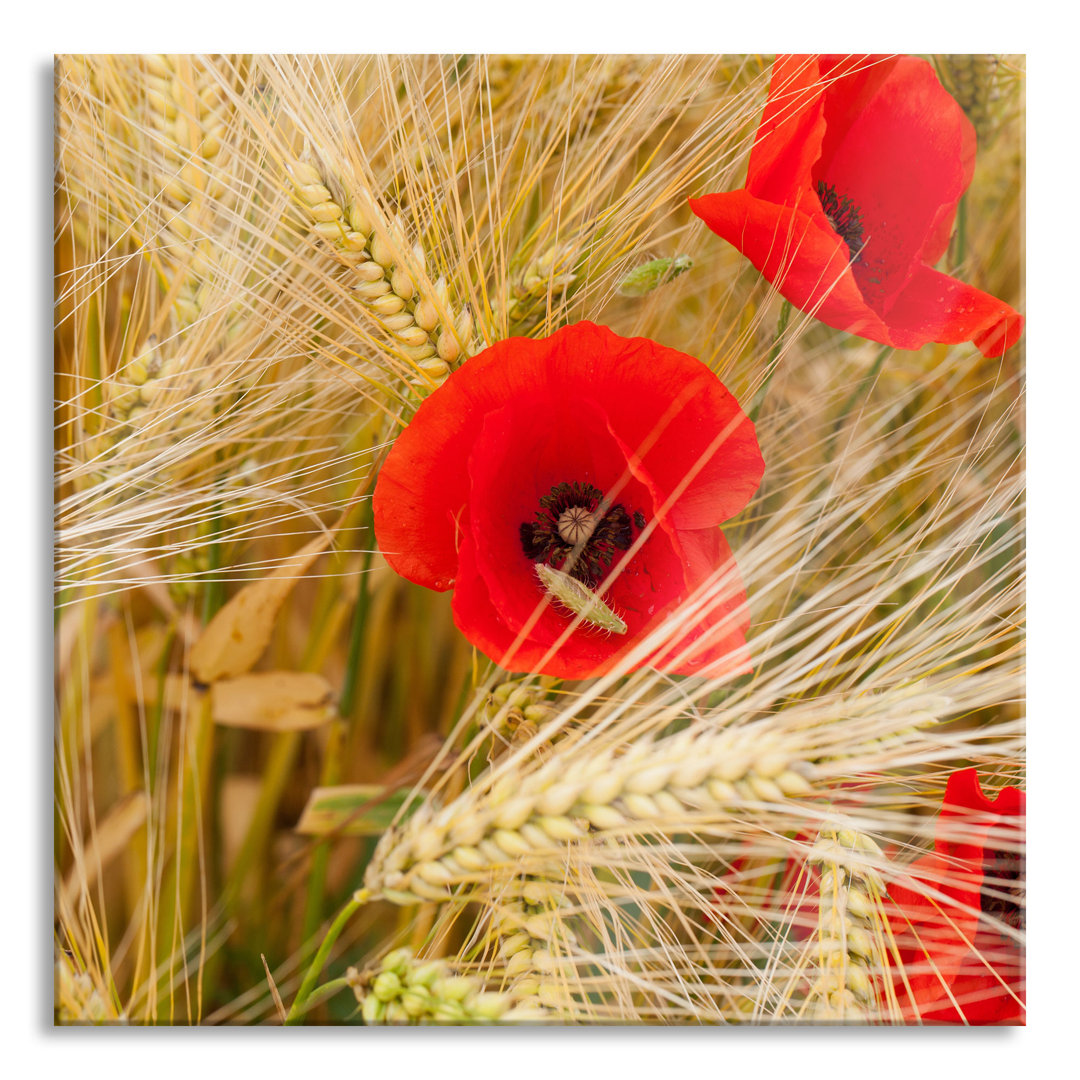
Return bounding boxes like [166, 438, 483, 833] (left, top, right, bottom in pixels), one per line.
[980, 845, 1025, 932]
[519, 480, 638, 586]
[816, 180, 865, 263]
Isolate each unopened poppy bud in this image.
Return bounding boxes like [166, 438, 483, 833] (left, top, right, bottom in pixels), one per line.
[616, 254, 693, 297]
[534, 563, 628, 635]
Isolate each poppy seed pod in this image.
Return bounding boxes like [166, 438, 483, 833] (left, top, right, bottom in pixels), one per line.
[373, 321, 765, 679]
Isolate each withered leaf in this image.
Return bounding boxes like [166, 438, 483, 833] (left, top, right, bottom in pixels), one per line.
[210, 671, 336, 731]
[189, 530, 334, 683]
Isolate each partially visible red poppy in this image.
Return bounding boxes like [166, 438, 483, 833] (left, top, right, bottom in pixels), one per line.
[373, 321, 765, 679]
[884, 768, 1025, 1023]
[690, 55, 1023, 358]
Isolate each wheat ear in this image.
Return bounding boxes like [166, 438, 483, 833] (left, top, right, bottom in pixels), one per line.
[286, 152, 474, 388]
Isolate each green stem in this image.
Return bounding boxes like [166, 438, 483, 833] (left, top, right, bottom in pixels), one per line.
[200, 487, 226, 624]
[954, 193, 968, 270]
[749, 300, 792, 423]
[300, 722, 345, 945]
[293, 976, 352, 1018]
[285, 894, 365, 1025]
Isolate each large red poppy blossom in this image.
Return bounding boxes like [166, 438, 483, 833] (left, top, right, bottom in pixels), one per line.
[884, 768, 1025, 1023]
[373, 321, 765, 679]
[690, 55, 1023, 358]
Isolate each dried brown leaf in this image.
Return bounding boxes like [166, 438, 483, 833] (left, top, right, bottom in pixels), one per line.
[210, 671, 336, 731]
[189, 530, 335, 683]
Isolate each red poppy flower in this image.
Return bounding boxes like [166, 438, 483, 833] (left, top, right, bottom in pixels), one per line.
[884, 768, 1025, 1023]
[690, 55, 1023, 358]
[373, 321, 764, 679]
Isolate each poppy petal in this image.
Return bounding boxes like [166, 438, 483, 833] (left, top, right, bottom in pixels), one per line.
[813, 56, 975, 311]
[883, 266, 1025, 357]
[692, 53, 1023, 356]
[541, 323, 764, 530]
[375, 322, 765, 679]
[690, 189, 897, 345]
[465, 393, 687, 675]
[649, 527, 752, 677]
[744, 54, 828, 206]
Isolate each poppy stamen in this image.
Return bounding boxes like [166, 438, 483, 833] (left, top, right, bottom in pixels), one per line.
[520, 480, 636, 586]
[980, 846, 1025, 931]
[816, 180, 866, 262]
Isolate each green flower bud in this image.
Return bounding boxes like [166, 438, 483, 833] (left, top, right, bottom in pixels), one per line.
[616, 254, 693, 297]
